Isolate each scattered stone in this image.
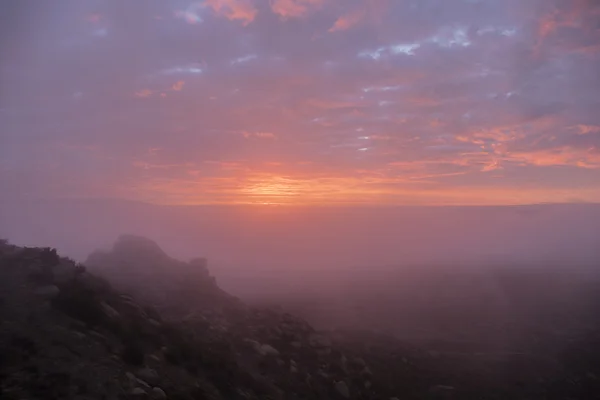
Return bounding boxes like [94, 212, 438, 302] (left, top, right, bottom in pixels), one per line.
[258, 344, 280, 356]
[100, 301, 120, 319]
[309, 333, 332, 348]
[90, 331, 107, 342]
[151, 387, 167, 399]
[137, 367, 159, 385]
[334, 380, 350, 398]
[131, 387, 147, 396]
[316, 348, 332, 357]
[352, 357, 366, 368]
[429, 385, 455, 395]
[136, 378, 151, 388]
[73, 331, 86, 339]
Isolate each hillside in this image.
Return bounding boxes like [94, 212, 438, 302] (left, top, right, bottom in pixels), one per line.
[1, 236, 600, 399]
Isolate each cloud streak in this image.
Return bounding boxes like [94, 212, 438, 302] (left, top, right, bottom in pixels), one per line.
[0, 0, 599, 205]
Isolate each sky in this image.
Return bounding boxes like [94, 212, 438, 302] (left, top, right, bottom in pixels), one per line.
[1, 0, 599, 206]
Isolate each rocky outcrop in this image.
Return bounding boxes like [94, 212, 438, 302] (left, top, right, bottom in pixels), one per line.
[3, 237, 600, 400]
[85, 235, 234, 319]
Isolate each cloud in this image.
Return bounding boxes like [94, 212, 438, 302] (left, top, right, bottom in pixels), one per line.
[270, 0, 323, 19]
[242, 131, 277, 139]
[204, 0, 257, 25]
[134, 89, 153, 98]
[508, 147, 600, 169]
[2, 0, 600, 205]
[329, 8, 366, 33]
[574, 125, 600, 135]
[175, 3, 204, 24]
[172, 81, 185, 91]
[86, 13, 102, 24]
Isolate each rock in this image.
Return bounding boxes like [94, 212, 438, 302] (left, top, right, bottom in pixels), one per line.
[272, 327, 282, 336]
[136, 379, 151, 388]
[430, 385, 455, 392]
[429, 385, 455, 397]
[316, 348, 332, 357]
[189, 257, 209, 278]
[290, 365, 298, 373]
[73, 331, 86, 340]
[131, 387, 147, 396]
[352, 357, 366, 368]
[151, 387, 167, 399]
[309, 333, 332, 348]
[90, 331, 107, 342]
[148, 319, 161, 327]
[258, 344, 280, 356]
[291, 341, 302, 348]
[390, 397, 400, 400]
[52, 262, 78, 285]
[32, 285, 60, 299]
[334, 380, 350, 398]
[365, 381, 372, 389]
[137, 367, 159, 385]
[100, 301, 120, 319]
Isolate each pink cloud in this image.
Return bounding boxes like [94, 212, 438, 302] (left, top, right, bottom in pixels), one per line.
[204, 0, 257, 25]
[509, 147, 600, 169]
[573, 124, 600, 135]
[86, 13, 102, 23]
[271, 0, 323, 19]
[134, 89, 153, 98]
[242, 131, 277, 139]
[329, 8, 366, 32]
[172, 81, 185, 91]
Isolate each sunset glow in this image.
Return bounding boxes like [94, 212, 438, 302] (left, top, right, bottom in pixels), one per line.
[1, 0, 599, 206]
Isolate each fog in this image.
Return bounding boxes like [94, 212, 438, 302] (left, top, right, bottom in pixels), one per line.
[2, 198, 600, 338]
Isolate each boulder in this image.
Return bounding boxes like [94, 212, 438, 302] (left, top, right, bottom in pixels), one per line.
[100, 301, 120, 319]
[131, 387, 147, 396]
[151, 387, 167, 399]
[309, 333, 332, 348]
[258, 344, 280, 356]
[137, 367, 160, 386]
[334, 380, 350, 398]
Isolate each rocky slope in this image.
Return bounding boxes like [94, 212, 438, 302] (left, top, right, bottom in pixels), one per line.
[1, 236, 600, 399]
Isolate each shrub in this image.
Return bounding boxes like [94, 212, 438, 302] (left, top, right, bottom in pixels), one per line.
[40, 247, 59, 267]
[27, 268, 54, 285]
[51, 282, 106, 327]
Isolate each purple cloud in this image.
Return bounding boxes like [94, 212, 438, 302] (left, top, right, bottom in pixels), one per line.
[1, 0, 599, 205]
